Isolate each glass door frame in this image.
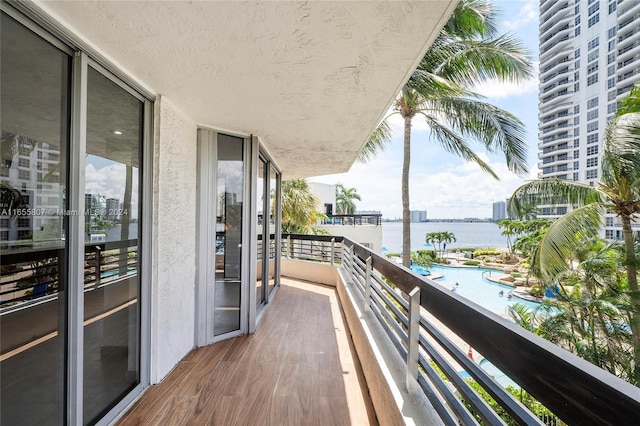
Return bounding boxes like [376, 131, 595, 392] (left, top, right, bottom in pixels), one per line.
[0, 4, 153, 425]
[196, 128, 251, 344]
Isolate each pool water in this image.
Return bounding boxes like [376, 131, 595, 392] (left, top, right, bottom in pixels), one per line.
[479, 359, 520, 389]
[430, 264, 536, 390]
[430, 265, 539, 316]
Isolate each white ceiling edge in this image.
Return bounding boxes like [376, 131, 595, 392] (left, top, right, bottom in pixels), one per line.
[27, 0, 456, 179]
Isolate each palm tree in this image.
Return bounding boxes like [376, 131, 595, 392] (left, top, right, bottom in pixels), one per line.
[510, 242, 635, 383]
[280, 179, 322, 234]
[360, 0, 532, 267]
[497, 218, 518, 254]
[426, 231, 456, 259]
[335, 184, 361, 215]
[509, 82, 640, 383]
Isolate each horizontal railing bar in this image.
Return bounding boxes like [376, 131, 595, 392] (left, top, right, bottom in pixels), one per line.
[418, 341, 512, 425]
[419, 353, 484, 426]
[370, 290, 409, 352]
[369, 296, 408, 361]
[417, 374, 461, 426]
[283, 233, 344, 243]
[419, 317, 538, 423]
[342, 237, 640, 425]
[370, 283, 409, 329]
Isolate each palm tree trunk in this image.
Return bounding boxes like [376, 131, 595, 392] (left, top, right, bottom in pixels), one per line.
[402, 115, 412, 268]
[621, 214, 640, 384]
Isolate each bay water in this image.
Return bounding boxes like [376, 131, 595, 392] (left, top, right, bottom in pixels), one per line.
[382, 221, 507, 253]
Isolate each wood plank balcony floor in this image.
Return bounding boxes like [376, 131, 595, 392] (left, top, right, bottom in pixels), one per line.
[117, 278, 377, 425]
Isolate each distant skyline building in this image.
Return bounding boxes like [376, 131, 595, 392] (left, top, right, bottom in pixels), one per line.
[492, 201, 507, 222]
[538, 0, 640, 240]
[409, 210, 428, 223]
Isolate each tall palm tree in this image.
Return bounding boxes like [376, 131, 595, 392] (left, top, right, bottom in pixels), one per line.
[360, 0, 532, 267]
[335, 184, 361, 215]
[509, 82, 640, 383]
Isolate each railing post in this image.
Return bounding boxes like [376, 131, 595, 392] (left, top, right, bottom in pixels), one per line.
[349, 245, 355, 281]
[286, 235, 291, 259]
[364, 256, 372, 312]
[407, 286, 421, 392]
[330, 238, 335, 266]
[94, 246, 102, 288]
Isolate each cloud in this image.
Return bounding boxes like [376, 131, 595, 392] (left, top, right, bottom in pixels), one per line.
[310, 151, 531, 220]
[472, 62, 539, 100]
[85, 159, 140, 217]
[503, 1, 539, 32]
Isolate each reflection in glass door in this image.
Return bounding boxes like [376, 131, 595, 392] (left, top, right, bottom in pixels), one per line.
[83, 66, 142, 424]
[214, 134, 244, 336]
[256, 158, 267, 308]
[0, 13, 70, 424]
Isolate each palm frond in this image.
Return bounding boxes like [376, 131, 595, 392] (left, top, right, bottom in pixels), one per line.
[508, 179, 603, 218]
[357, 119, 393, 163]
[421, 114, 498, 178]
[430, 34, 533, 87]
[427, 97, 529, 176]
[531, 204, 604, 283]
[441, 0, 498, 39]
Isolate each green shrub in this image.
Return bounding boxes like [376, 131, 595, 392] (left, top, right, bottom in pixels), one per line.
[412, 250, 435, 267]
[529, 285, 544, 297]
[511, 273, 522, 278]
[474, 248, 501, 256]
[463, 260, 481, 266]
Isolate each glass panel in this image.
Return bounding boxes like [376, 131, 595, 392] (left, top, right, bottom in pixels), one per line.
[83, 67, 142, 424]
[256, 158, 266, 308]
[268, 166, 277, 296]
[1, 13, 70, 425]
[214, 134, 244, 335]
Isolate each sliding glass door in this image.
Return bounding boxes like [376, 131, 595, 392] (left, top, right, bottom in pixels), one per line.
[214, 134, 245, 336]
[0, 12, 70, 425]
[0, 8, 149, 425]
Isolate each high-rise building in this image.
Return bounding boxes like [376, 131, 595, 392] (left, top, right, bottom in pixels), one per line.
[538, 0, 640, 240]
[492, 201, 507, 222]
[409, 210, 427, 223]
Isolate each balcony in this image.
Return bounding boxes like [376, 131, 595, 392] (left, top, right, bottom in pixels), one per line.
[117, 277, 376, 425]
[3, 235, 640, 424]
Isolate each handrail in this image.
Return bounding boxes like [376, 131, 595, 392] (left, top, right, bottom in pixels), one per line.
[0, 239, 138, 307]
[283, 233, 640, 424]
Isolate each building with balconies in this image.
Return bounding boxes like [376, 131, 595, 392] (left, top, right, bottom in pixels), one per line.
[538, 0, 640, 239]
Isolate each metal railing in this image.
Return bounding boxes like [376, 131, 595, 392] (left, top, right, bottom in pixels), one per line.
[281, 234, 343, 265]
[283, 234, 640, 425]
[320, 214, 382, 226]
[0, 239, 138, 307]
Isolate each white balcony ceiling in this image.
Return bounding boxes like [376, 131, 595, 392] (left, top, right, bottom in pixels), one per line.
[36, 0, 455, 178]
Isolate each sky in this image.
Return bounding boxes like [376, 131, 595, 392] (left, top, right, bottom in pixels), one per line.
[309, 0, 541, 220]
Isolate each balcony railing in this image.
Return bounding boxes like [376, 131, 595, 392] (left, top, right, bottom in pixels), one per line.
[0, 239, 138, 307]
[283, 234, 640, 425]
[320, 213, 382, 226]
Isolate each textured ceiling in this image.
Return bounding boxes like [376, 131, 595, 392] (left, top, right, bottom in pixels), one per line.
[35, 0, 455, 178]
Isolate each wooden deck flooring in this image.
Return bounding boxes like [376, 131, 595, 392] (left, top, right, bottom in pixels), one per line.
[117, 278, 377, 425]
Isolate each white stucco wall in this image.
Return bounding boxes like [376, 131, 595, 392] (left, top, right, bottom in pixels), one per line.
[309, 182, 336, 214]
[316, 225, 383, 253]
[151, 96, 198, 383]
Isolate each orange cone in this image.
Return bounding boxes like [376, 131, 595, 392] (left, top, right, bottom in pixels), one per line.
[467, 346, 473, 360]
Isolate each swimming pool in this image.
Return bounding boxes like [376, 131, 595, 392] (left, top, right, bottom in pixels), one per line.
[479, 359, 519, 389]
[430, 265, 539, 316]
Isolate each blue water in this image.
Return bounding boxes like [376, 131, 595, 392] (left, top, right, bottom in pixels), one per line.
[382, 222, 507, 253]
[434, 264, 537, 389]
[411, 264, 430, 276]
[479, 359, 520, 389]
[430, 265, 539, 317]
